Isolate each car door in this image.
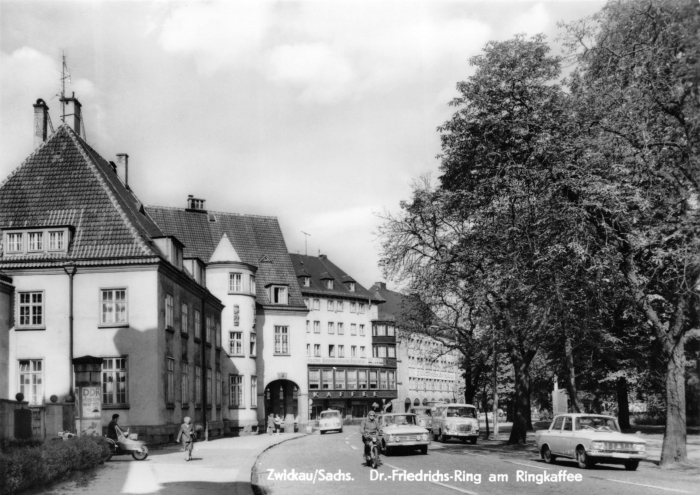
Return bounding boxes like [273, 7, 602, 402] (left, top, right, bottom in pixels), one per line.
[547, 416, 565, 455]
[560, 417, 575, 457]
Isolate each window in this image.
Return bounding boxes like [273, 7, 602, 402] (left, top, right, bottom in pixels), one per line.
[309, 370, 320, 389]
[28, 232, 43, 251]
[338, 323, 344, 335]
[166, 358, 175, 404]
[328, 322, 334, 334]
[165, 294, 174, 329]
[181, 304, 189, 334]
[304, 298, 310, 309]
[359, 303, 365, 314]
[359, 324, 365, 336]
[348, 282, 355, 292]
[327, 300, 334, 311]
[387, 325, 395, 337]
[335, 369, 345, 389]
[18, 359, 43, 405]
[388, 346, 396, 358]
[303, 277, 310, 287]
[360, 346, 366, 358]
[216, 321, 221, 348]
[322, 369, 333, 389]
[347, 370, 357, 389]
[378, 346, 387, 358]
[194, 310, 202, 339]
[274, 326, 289, 354]
[251, 376, 257, 407]
[230, 375, 243, 407]
[7, 233, 23, 253]
[229, 332, 243, 355]
[325, 279, 334, 289]
[338, 345, 345, 358]
[271, 286, 288, 304]
[306, 320, 310, 333]
[313, 299, 320, 310]
[388, 371, 396, 389]
[314, 321, 320, 333]
[328, 345, 335, 357]
[250, 333, 257, 356]
[233, 305, 240, 327]
[380, 370, 388, 389]
[205, 316, 212, 343]
[181, 364, 189, 406]
[49, 231, 65, 251]
[307, 344, 311, 357]
[216, 371, 222, 407]
[229, 273, 242, 292]
[18, 292, 44, 327]
[350, 302, 356, 313]
[314, 344, 321, 357]
[351, 323, 357, 335]
[336, 301, 343, 312]
[195, 366, 202, 406]
[207, 369, 212, 406]
[369, 370, 378, 389]
[358, 370, 367, 389]
[250, 275, 256, 294]
[351, 345, 357, 357]
[102, 358, 127, 405]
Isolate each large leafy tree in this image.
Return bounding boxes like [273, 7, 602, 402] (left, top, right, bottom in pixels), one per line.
[563, 0, 700, 466]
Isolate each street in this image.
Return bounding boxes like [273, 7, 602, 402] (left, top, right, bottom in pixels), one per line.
[254, 427, 700, 495]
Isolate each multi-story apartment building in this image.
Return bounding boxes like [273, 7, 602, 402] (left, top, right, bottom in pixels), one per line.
[289, 254, 393, 419]
[0, 100, 224, 442]
[146, 204, 309, 433]
[370, 283, 461, 412]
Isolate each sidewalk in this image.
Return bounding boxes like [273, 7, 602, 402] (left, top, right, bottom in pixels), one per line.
[38, 433, 305, 495]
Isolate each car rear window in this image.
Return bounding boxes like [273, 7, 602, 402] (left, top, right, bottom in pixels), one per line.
[321, 411, 340, 419]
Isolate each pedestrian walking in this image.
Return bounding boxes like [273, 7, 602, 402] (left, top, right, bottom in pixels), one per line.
[176, 416, 196, 461]
[267, 413, 275, 435]
[274, 414, 282, 435]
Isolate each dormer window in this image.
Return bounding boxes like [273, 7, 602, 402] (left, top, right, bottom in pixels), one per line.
[4, 228, 71, 256]
[325, 279, 334, 289]
[269, 285, 288, 305]
[348, 282, 355, 292]
[28, 232, 43, 251]
[303, 277, 310, 287]
[49, 231, 65, 250]
[7, 233, 23, 253]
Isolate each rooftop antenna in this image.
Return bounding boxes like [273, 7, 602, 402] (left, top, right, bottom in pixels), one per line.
[60, 52, 71, 124]
[301, 231, 310, 256]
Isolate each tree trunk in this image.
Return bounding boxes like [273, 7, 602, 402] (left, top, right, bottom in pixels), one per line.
[482, 391, 490, 438]
[508, 356, 531, 444]
[616, 377, 630, 430]
[564, 333, 583, 412]
[464, 368, 477, 405]
[525, 369, 533, 430]
[660, 340, 688, 467]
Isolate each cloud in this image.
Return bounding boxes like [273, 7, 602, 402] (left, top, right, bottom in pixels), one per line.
[508, 3, 551, 36]
[158, 1, 272, 75]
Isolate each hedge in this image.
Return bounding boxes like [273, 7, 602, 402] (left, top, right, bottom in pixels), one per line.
[0, 436, 110, 495]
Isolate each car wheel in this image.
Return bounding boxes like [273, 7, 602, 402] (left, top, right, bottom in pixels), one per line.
[542, 445, 556, 464]
[576, 448, 594, 469]
[132, 446, 148, 461]
[460, 437, 467, 443]
[339, 428, 343, 434]
[432, 432, 438, 441]
[420, 445, 428, 455]
[469, 437, 477, 445]
[624, 461, 639, 471]
[438, 430, 448, 443]
[320, 430, 325, 435]
[384, 444, 392, 456]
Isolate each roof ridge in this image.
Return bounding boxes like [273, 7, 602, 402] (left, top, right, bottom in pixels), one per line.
[64, 127, 156, 258]
[145, 204, 278, 220]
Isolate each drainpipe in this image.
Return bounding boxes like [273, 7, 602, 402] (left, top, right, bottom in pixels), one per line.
[201, 298, 208, 441]
[64, 263, 76, 401]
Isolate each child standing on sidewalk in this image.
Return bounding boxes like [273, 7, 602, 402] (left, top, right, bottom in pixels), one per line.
[267, 414, 275, 435]
[176, 416, 196, 461]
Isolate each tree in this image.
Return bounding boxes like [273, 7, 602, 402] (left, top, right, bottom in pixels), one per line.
[562, 0, 700, 467]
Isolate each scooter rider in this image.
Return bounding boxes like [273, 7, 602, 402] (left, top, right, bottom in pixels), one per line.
[107, 414, 120, 440]
[360, 410, 380, 459]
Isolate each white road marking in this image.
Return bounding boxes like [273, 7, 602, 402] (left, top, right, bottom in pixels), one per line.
[592, 478, 691, 494]
[502, 460, 548, 470]
[383, 462, 479, 495]
[351, 445, 358, 450]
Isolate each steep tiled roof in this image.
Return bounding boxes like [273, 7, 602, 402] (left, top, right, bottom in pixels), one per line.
[145, 206, 306, 308]
[369, 283, 407, 321]
[289, 253, 382, 302]
[0, 125, 164, 262]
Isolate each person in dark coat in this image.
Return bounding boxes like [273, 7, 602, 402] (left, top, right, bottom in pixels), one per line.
[107, 414, 120, 440]
[176, 416, 196, 461]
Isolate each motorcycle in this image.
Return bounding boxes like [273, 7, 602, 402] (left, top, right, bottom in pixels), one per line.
[365, 435, 381, 469]
[105, 427, 149, 461]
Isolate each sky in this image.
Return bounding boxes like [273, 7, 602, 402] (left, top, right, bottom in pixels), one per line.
[0, 0, 606, 289]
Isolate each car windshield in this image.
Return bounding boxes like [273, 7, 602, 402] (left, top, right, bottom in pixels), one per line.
[575, 416, 620, 432]
[446, 407, 477, 418]
[321, 411, 340, 419]
[411, 408, 431, 416]
[383, 415, 416, 426]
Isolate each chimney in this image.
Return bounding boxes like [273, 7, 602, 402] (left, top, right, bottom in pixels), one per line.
[33, 99, 49, 148]
[116, 154, 129, 186]
[60, 92, 82, 137]
[374, 282, 387, 290]
[187, 195, 206, 211]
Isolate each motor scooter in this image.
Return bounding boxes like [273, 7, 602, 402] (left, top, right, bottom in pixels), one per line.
[105, 427, 149, 461]
[365, 435, 381, 469]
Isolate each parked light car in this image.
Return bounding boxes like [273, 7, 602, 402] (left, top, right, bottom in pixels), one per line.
[318, 409, 343, 434]
[409, 406, 433, 431]
[431, 403, 480, 444]
[378, 413, 430, 455]
[534, 414, 647, 471]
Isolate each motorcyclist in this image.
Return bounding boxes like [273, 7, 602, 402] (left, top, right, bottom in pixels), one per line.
[360, 410, 380, 459]
[107, 414, 120, 440]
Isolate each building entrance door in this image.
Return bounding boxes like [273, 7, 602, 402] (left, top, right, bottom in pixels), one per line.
[265, 380, 299, 432]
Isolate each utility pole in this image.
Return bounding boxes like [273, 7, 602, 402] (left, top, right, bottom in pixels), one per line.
[492, 328, 499, 440]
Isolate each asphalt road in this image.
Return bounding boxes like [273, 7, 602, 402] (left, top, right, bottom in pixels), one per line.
[253, 426, 700, 495]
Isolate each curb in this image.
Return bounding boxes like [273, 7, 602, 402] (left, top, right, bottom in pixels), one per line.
[250, 434, 307, 495]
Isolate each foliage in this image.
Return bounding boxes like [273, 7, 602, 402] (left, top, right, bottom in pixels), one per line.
[0, 436, 109, 495]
